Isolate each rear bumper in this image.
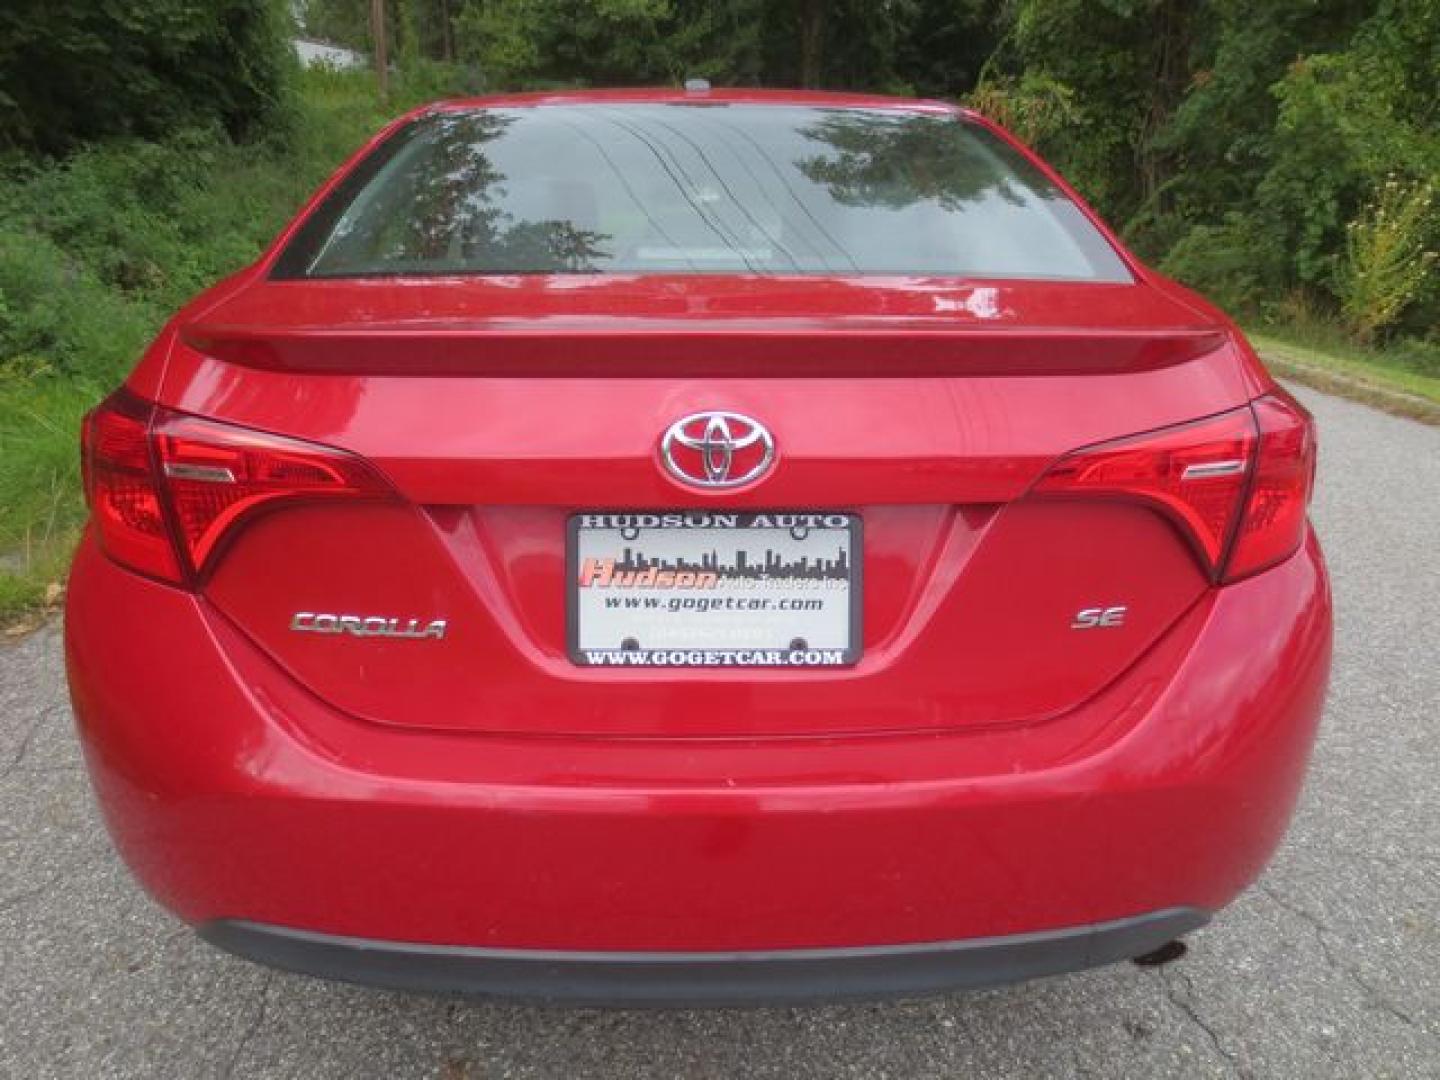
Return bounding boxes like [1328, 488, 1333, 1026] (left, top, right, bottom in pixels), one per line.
[201, 908, 1207, 1005]
[66, 529, 1330, 983]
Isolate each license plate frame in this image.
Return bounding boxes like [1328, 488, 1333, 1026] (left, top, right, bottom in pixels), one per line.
[567, 511, 862, 668]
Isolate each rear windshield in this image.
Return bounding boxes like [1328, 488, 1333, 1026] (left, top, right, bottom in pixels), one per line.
[273, 104, 1131, 282]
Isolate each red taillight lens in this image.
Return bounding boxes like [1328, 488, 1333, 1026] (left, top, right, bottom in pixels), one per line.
[1032, 392, 1316, 583]
[152, 412, 394, 576]
[81, 390, 183, 583]
[81, 389, 395, 585]
[1222, 391, 1316, 582]
[1033, 407, 1257, 572]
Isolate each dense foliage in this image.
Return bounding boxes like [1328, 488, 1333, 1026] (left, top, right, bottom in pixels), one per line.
[0, 1, 296, 155]
[1002, 0, 1439, 342]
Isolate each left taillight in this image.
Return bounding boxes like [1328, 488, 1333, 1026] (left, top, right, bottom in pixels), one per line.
[81, 388, 395, 586]
[81, 390, 183, 583]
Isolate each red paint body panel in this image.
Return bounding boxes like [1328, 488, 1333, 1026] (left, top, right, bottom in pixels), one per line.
[67, 530, 1330, 950]
[70, 89, 1329, 972]
[203, 500, 1209, 737]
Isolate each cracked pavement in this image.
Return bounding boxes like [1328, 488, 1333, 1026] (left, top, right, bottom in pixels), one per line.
[1, 384, 1437, 1079]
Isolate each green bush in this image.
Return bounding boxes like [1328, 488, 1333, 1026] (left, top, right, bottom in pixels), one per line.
[1158, 215, 1289, 320]
[0, 0, 297, 156]
[0, 67, 395, 374]
[1338, 176, 1438, 343]
[1388, 338, 1440, 378]
[0, 227, 158, 383]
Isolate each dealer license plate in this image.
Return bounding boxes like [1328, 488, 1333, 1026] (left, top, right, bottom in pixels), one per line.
[568, 511, 861, 667]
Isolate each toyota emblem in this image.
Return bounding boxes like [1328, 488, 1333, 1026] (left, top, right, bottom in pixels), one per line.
[660, 412, 775, 489]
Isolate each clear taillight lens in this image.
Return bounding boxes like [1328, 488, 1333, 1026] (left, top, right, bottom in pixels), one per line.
[81, 389, 395, 585]
[1032, 391, 1316, 583]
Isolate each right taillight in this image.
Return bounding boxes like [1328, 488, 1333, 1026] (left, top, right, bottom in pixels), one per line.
[1031, 390, 1315, 584]
[81, 388, 396, 586]
[1221, 390, 1316, 582]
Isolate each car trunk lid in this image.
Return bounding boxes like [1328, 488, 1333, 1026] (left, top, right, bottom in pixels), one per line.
[162, 275, 1248, 738]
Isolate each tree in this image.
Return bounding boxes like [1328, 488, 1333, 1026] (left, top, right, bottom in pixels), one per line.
[799, 0, 824, 88]
[0, 0, 295, 156]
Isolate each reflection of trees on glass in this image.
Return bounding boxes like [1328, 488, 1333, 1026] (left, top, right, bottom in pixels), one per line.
[479, 220, 611, 273]
[295, 104, 1127, 281]
[402, 113, 512, 261]
[325, 112, 611, 273]
[796, 111, 1058, 212]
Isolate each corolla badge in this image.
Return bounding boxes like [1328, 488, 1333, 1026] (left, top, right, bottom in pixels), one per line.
[290, 612, 448, 640]
[660, 411, 775, 489]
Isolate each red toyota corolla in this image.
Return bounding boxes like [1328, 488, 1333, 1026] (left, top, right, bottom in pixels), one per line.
[65, 88, 1331, 1004]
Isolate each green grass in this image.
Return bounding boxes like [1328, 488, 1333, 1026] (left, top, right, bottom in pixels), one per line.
[1248, 326, 1440, 416]
[0, 377, 96, 606]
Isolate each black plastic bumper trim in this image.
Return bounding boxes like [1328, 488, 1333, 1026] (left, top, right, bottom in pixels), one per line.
[198, 907, 1209, 1006]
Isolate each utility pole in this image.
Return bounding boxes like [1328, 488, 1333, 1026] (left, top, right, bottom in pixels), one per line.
[370, 0, 389, 100]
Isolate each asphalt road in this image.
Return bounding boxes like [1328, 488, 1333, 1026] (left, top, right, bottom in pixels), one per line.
[2, 384, 1437, 1079]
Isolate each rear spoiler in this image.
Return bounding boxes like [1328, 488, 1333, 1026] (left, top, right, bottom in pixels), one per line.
[180, 323, 1228, 378]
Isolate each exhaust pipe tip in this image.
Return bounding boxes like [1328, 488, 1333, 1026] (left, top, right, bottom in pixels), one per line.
[1132, 939, 1189, 967]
